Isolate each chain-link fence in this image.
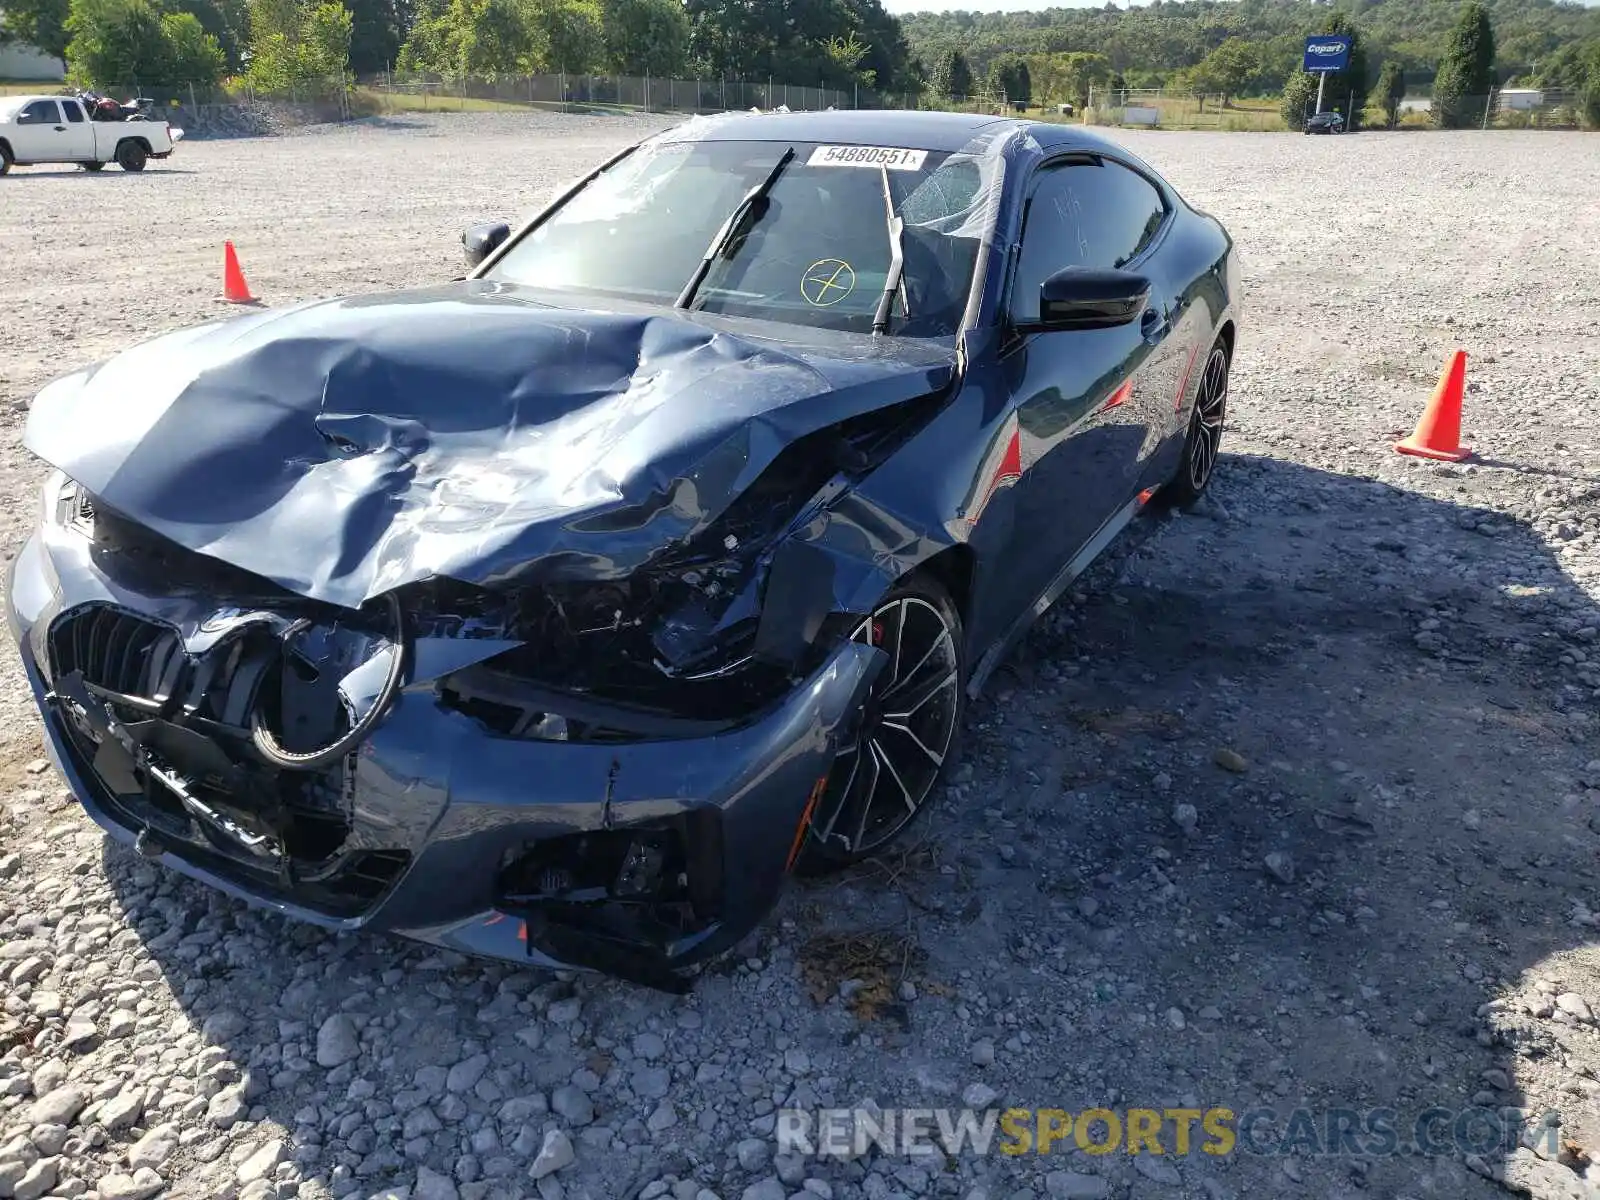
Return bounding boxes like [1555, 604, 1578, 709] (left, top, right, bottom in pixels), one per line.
[66, 76, 1593, 140]
[1416, 89, 1586, 130]
[74, 80, 349, 138]
[358, 71, 919, 115]
[70, 72, 921, 138]
[1083, 88, 1284, 131]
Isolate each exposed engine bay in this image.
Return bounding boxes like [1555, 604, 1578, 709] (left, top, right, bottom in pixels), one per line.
[20, 344, 933, 987]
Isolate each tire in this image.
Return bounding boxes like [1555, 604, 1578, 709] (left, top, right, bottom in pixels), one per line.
[1153, 335, 1230, 510]
[116, 141, 146, 172]
[81, 161, 105, 172]
[795, 573, 967, 874]
[0, 144, 11, 176]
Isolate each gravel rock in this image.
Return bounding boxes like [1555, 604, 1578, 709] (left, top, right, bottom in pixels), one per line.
[546, 998, 582, 1024]
[1555, 993, 1593, 1021]
[1133, 1155, 1182, 1186]
[528, 1129, 574, 1180]
[962, 1083, 998, 1108]
[126, 1126, 179, 1172]
[99, 1090, 144, 1132]
[26, 1087, 87, 1128]
[413, 1165, 459, 1200]
[11, 1157, 58, 1200]
[446, 1055, 489, 1094]
[97, 1168, 165, 1200]
[735, 1138, 769, 1171]
[1045, 1172, 1109, 1199]
[207, 1087, 249, 1128]
[1262, 852, 1295, 884]
[29, 1126, 67, 1157]
[550, 1085, 594, 1126]
[237, 1140, 286, 1184]
[202, 1010, 247, 1042]
[61, 1016, 96, 1051]
[316, 1015, 362, 1067]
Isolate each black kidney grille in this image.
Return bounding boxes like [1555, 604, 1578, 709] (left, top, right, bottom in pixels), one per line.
[49, 604, 182, 701]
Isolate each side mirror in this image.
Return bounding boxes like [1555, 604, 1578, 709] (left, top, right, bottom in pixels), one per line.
[1025, 266, 1151, 332]
[462, 222, 511, 269]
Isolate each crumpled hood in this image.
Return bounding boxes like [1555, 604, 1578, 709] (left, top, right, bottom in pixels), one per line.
[25, 281, 955, 610]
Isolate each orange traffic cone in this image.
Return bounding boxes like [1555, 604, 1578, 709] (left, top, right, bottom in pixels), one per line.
[222, 241, 257, 305]
[1396, 349, 1471, 462]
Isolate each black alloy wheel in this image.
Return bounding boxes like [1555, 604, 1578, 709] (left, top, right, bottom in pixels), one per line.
[1155, 336, 1230, 509]
[798, 577, 965, 871]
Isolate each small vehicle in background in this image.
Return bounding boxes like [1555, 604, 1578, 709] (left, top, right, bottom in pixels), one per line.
[1304, 110, 1346, 134]
[0, 94, 184, 175]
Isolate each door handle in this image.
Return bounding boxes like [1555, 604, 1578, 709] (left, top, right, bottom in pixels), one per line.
[54, 125, 67, 131]
[1140, 308, 1169, 343]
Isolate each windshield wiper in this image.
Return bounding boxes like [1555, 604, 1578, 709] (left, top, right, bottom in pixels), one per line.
[676, 146, 797, 311]
[872, 164, 910, 335]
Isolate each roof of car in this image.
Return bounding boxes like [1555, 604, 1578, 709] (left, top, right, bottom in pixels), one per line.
[661, 108, 1134, 157]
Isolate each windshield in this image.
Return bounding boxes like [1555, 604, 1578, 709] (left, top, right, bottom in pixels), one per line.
[483, 137, 999, 338]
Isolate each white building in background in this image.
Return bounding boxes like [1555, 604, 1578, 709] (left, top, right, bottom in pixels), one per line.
[1498, 88, 1544, 110]
[0, 23, 66, 81]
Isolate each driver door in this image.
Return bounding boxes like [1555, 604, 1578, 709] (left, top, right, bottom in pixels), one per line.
[10, 100, 67, 161]
[995, 155, 1176, 622]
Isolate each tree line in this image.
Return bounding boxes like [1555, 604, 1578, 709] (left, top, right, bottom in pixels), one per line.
[902, 0, 1600, 126]
[0, 0, 920, 94]
[2, 0, 1596, 126]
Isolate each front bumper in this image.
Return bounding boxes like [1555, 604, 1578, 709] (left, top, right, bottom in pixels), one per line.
[7, 503, 883, 987]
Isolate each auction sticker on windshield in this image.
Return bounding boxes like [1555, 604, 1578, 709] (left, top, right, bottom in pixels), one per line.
[806, 145, 929, 171]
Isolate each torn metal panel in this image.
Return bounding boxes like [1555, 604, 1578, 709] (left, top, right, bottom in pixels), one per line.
[24, 284, 956, 611]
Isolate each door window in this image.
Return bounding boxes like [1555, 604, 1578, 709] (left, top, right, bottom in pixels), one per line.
[1009, 159, 1170, 323]
[18, 100, 61, 125]
[1086, 160, 1168, 268]
[62, 101, 85, 123]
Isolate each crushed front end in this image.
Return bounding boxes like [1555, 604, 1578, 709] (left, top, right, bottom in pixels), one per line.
[8, 472, 885, 989]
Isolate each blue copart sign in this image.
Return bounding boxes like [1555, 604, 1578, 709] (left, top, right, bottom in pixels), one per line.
[1303, 34, 1352, 72]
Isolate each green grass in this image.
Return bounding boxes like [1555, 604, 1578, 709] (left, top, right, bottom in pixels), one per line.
[348, 87, 698, 118]
[930, 93, 1288, 131]
[1083, 96, 1287, 132]
[0, 80, 63, 95]
[349, 88, 539, 115]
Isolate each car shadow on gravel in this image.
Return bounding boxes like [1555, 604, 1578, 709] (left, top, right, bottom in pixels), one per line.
[785, 451, 1600, 1199]
[91, 451, 1599, 1200]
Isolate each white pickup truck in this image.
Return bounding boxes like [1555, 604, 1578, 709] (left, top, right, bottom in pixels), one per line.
[0, 94, 184, 175]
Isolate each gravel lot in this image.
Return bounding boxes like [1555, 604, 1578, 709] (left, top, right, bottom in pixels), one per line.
[0, 113, 1598, 1200]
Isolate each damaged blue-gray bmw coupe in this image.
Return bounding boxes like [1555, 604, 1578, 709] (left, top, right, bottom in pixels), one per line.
[8, 108, 1240, 990]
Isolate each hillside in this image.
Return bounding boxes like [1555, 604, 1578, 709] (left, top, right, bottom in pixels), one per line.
[898, 0, 1600, 93]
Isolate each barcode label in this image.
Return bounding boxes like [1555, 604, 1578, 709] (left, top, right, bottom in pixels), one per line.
[806, 145, 929, 171]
